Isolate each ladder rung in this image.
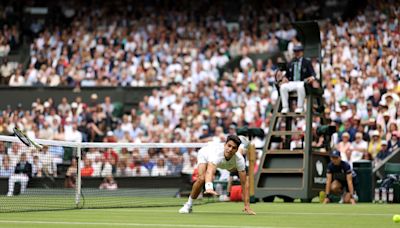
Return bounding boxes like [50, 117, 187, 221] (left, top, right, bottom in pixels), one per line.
[262, 168, 304, 174]
[267, 149, 304, 155]
[276, 112, 306, 117]
[270, 131, 303, 136]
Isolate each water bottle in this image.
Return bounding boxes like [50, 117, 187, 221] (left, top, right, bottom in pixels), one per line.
[381, 188, 387, 203]
[388, 188, 394, 203]
[374, 188, 380, 203]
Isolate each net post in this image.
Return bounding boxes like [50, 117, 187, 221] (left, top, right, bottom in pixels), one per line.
[248, 143, 256, 203]
[75, 144, 82, 207]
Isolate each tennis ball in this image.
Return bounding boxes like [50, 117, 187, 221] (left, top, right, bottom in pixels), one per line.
[393, 214, 400, 223]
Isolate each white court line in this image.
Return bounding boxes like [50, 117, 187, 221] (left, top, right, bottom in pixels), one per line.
[0, 220, 293, 228]
[95, 209, 394, 217]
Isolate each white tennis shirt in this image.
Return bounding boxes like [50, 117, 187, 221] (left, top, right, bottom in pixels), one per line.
[197, 143, 246, 172]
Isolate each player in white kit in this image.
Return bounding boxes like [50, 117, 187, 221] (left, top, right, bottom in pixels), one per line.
[179, 135, 256, 215]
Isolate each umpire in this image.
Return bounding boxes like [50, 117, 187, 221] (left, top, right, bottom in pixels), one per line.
[279, 44, 316, 114]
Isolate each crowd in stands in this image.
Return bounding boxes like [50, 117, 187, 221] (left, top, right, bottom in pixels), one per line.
[0, 0, 399, 179]
[0, 3, 20, 56]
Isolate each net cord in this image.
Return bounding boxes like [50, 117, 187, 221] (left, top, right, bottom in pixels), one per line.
[0, 135, 210, 149]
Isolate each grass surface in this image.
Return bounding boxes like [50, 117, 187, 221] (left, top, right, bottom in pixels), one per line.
[0, 202, 398, 228]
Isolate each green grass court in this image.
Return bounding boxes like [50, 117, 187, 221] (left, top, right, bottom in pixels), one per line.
[0, 202, 398, 228]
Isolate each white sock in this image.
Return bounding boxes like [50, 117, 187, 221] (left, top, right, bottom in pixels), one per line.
[187, 196, 194, 206]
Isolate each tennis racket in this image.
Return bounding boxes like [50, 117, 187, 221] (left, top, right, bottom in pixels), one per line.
[13, 127, 43, 149]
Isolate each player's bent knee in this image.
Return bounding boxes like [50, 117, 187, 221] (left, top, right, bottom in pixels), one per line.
[330, 181, 342, 194]
[197, 175, 205, 183]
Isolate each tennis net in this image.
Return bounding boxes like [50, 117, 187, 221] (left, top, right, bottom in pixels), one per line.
[0, 135, 212, 212]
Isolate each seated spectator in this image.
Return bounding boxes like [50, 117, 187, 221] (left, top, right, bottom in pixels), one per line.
[0, 59, 13, 85]
[91, 156, 103, 177]
[291, 134, 304, 150]
[119, 148, 131, 162]
[152, 157, 168, 176]
[167, 155, 183, 176]
[375, 141, 390, 166]
[350, 132, 368, 164]
[387, 131, 400, 153]
[116, 160, 132, 177]
[131, 160, 150, 176]
[337, 133, 352, 162]
[40, 145, 54, 176]
[64, 159, 77, 188]
[81, 158, 93, 177]
[141, 155, 154, 175]
[31, 155, 42, 177]
[7, 153, 32, 196]
[99, 175, 118, 190]
[8, 69, 25, 86]
[0, 156, 13, 177]
[100, 157, 113, 177]
[182, 155, 197, 175]
[368, 130, 382, 159]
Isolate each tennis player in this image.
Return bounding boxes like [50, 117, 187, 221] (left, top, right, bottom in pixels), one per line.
[179, 135, 256, 215]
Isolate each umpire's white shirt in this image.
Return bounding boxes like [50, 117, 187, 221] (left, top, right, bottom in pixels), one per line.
[197, 143, 246, 172]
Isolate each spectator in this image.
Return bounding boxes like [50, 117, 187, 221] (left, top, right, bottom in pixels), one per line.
[350, 132, 368, 164]
[7, 153, 32, 196]
[182, 155, 197, 176]
[81, 158, 93, 177]
[100, 157, 116, 177]
[387, 131, 400, 153]
[337, 132, 352, 162]
[368, 130, 382, 159]
[0, 59, 13, 85]
[99, 176, 118, 190]
[167, 155, 183, 176]
[151, 157, 168, 176]
[101, 96, 114, 116]
[375, 141, 390, 166]
[131, 160, 150, 177]
[116, 160, 132, 177]
[0, 156, 13, 177]
[57, 97, 71, 117]
[31, 155, 43, 177]
[290, 134, 304, 150]
[40, 145, 54, 176]
[91, 156, 103, 177]
[8, 69, 24, 86]
[141, 155, 154, 175]
[64, 159, 77, 188]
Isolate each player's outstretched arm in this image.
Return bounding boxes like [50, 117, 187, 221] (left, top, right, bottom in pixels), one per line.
[203, 162, 219, 196]
[239, 170, 256, 215]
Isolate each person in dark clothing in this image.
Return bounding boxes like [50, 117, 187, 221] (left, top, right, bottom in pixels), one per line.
[279, 44, 316, 114]
[7, 153, 32, 196]
[323, 150, 357, 204]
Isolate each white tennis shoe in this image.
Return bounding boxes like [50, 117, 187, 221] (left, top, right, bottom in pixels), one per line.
[179, 203, 192, 214]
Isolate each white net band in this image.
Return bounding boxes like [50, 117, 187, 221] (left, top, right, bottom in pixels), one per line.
[0, 135, 212, 148]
